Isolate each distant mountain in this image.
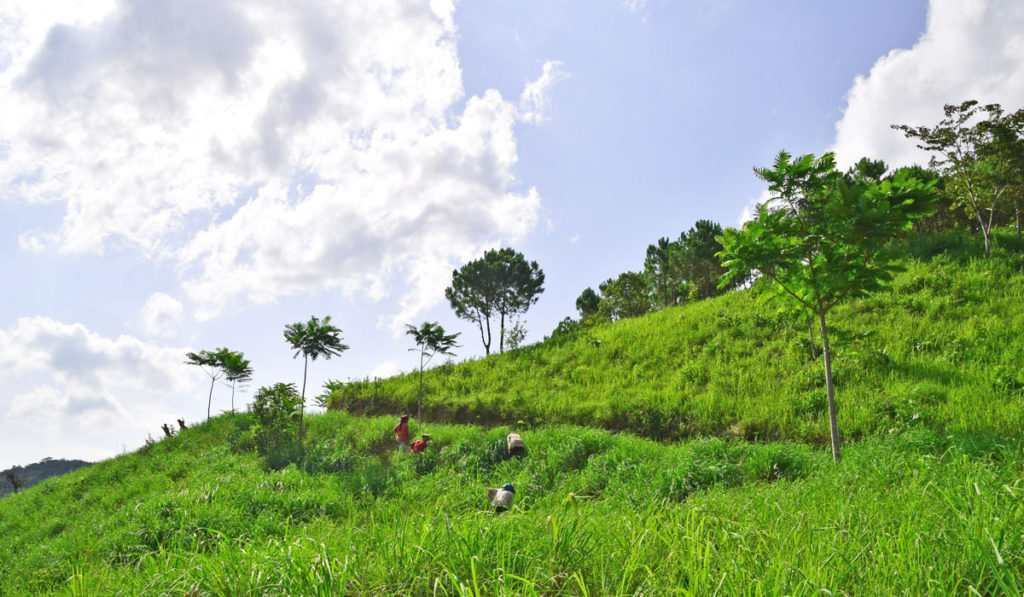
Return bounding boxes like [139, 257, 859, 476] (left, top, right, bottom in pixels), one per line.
[0, 458, 91, 497]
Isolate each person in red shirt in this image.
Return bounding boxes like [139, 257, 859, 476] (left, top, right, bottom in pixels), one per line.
[393, 414, 410, 450]
[411, 434, 430, 454]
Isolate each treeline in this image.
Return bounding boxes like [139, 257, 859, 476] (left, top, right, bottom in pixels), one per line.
[549, 100, 1023, 338]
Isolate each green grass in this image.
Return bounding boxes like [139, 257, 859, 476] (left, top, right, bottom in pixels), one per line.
[330, 229, 1024, 444]
[3, 228, 1024, 595]
[2, 413, 1023, 595]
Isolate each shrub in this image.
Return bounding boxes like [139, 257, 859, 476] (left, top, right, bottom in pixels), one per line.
[249, 383, 302, 458]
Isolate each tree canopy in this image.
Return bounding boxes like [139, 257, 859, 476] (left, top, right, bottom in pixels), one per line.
[445, 248, 544, 355]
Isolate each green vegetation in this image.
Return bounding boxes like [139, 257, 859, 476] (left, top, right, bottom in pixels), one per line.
[2, 412, 1022, 595]
[331, 229, 1024, 444]
[3, 229, 1024, 594]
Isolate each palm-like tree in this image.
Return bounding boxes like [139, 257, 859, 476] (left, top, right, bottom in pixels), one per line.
[406, 321, 460, 424]
[186, 348, 226, 421]
[284, 315, 349, 439]
[221, 351, 253, 413]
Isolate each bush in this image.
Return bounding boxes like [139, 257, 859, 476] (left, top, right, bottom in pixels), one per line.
[249, 383, 302, 458]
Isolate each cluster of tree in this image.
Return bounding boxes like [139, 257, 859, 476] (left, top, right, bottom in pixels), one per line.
[894, 100, 1024, 255]
[553, 220, 738, 337]
[180, 245, 546, 439]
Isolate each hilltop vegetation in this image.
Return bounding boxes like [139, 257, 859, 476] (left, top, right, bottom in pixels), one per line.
[2, 229, 1024, 595]
[328, 229, 1024, 443]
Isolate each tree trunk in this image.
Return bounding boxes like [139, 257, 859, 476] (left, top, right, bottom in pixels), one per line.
[417, 350, 425, 425]
[499, 312, 506, 353]
[231, 380, 236, 413]
[299, 355, 308, 442]
[1015, 198, 1021, 240]
[818, 311, 841, 463]
[206, 376, 215, 421]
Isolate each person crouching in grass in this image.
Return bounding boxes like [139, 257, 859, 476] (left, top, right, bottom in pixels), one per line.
[411, 434, 430, 454]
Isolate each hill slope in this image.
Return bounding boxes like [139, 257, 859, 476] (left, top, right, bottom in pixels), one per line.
[2, 229, 1024, 595]
[1, 414, 1022, 595]
[330, 229, 1024, 443]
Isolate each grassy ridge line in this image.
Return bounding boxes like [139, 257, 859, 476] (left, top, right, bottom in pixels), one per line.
[328, 230, 1024, 442]
[1, 412, 1022, 595]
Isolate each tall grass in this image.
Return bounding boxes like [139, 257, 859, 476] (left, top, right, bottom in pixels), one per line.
[2, 413, 1023, 595]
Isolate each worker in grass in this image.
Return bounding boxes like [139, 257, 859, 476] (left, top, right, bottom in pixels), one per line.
[393, 414, 410, 450]
[411, 434, 430, 454]
[486, 483, 515, 513]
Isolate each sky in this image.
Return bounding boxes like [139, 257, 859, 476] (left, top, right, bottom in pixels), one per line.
[2, 0, 1023, 470]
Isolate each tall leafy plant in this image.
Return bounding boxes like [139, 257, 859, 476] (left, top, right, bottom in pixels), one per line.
[284, 316, 349, 440]
[405, 321, 460, 424]
[718, 151, 936, 462]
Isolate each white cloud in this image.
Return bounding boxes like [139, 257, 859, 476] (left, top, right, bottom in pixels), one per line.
[370, 361, 399, 379]
[0, 317, 203, 460]
[518, 60, 566, 124]
[831, 0, 1024, 169]
[622, 0, 647, 14]
[0, 0, 556, 325]
[140, 292, 184, 338]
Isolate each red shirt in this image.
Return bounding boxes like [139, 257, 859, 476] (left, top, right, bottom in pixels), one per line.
[394, 421, 409, 442]
[411, 439, 428, 454]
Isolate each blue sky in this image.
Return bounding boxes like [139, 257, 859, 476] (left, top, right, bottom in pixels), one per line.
[1, 0, 1022, 469]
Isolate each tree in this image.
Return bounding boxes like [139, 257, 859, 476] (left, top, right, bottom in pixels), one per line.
[893, 101, 1024, 256]
[186, 348, 229, 421]
[644, 237, 685, 308]
[678, 219, 732, 301]
[3, 469, 22, 494]
[445, 248, 545, 355]
[718, 151, 936, 462]
[283, 316, 349, 440]
[221, 351, 253, 413]
[405, 321, 461, 423]
[598, 271, 652, 320]
[575, 287, 601, 318]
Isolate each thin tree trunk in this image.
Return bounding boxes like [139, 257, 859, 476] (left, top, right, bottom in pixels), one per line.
[231, 380, 236, 413]
[818, 311, 841, 463]
[417, 350, 424, 425]
[206, 377, 215, 421]
[1016, 199, 1021, 239]
[299, 355, 308, 442]
[499, 312, 506, 353]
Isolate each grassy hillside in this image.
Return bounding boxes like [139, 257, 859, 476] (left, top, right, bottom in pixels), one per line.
[1, 413, 1022, 595]
[329, 229, 1024, 444]
[3, 229, 1024, 595]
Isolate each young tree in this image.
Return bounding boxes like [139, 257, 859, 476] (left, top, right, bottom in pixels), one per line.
[284, 316, 349, 440]
[405, 321, 461, 423]
[220, 351, 253, 413]
[445, 248, 545, 355]
[718, 151, 936, 462]
[186, 348, 228, 421]
[893, 101, 1024, 256]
